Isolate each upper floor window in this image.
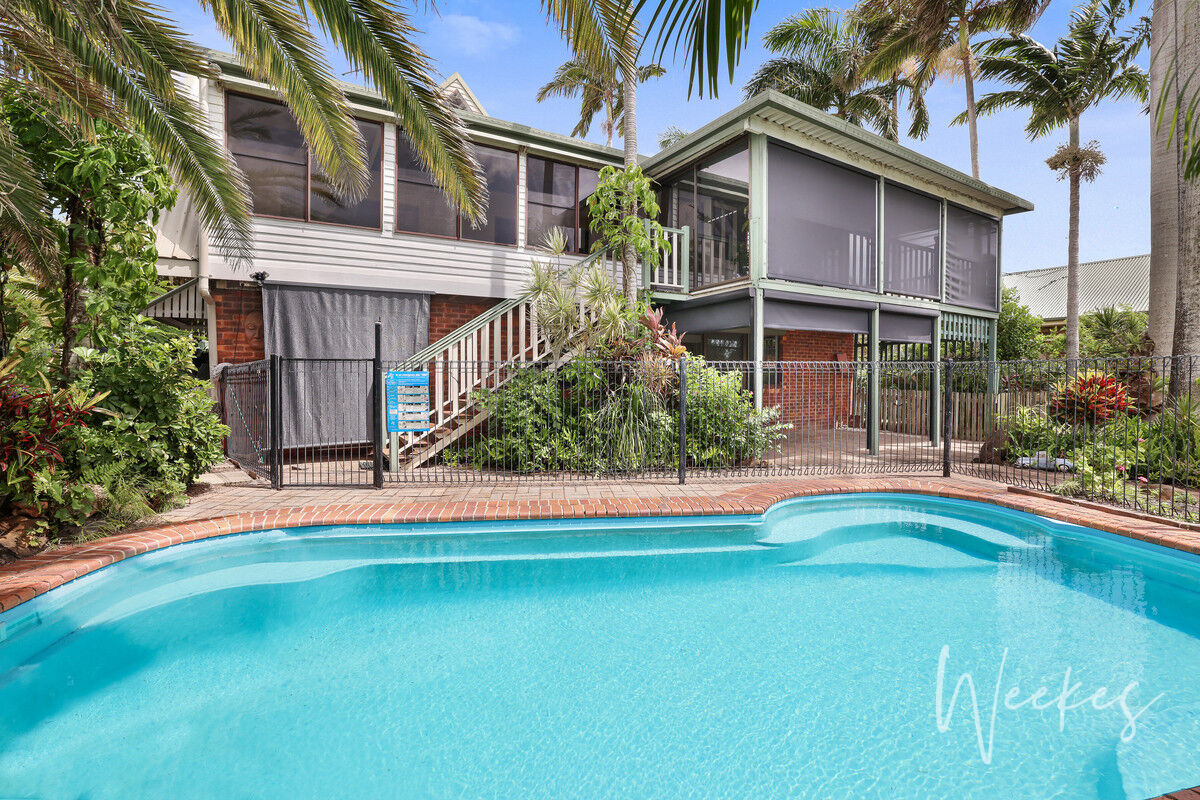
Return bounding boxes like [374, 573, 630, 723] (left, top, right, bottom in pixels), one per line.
[883, 183, 941, 300]
[395, 135, 518, 245]
[767, 143, 876, 292]
[659, 139, 750, 289]
[526, 156, 600, 253]
[945, 204, 999, 310]
[226, 93, 382, 229]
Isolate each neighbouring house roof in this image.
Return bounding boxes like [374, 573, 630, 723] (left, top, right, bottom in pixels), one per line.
[1002, 254, 1150, 321]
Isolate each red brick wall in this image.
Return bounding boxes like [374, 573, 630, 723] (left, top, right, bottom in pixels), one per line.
[428, 295, 502, 342]
[210, 288, 505, 365]
[766, 330, 856, 428]
[212, 282, 265, 364]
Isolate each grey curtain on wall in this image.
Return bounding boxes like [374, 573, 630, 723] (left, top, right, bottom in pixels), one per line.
[262, 284, 430, 448]
[883, 183, 941, 299]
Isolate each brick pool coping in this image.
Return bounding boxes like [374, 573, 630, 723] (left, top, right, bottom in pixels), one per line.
[3, 476, 1200, 615]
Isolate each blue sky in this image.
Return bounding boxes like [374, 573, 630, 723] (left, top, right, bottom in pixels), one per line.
[164, 0, 1152, 273]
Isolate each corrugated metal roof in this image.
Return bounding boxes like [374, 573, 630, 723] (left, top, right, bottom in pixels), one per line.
[1002, 254, 1149, 320]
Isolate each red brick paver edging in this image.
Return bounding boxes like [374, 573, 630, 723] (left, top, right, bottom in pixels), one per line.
[3, 477, 1200, 615]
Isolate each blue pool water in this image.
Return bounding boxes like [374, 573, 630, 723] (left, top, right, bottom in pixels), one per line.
[1, 494, 1199, 799]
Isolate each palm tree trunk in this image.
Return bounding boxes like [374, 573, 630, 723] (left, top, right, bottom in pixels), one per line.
[60, 199, 86, 384]
[959, 18, 980, 180]
[1149, 0, 1178, 357]
[621, 68, 638, 305]
[1170, 0, 1200, 390]
[1065, 116, 1082, 362]
[605, 90, 614, 148]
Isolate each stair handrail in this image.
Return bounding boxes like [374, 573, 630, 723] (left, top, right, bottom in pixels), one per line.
[398, 247, 618, 368]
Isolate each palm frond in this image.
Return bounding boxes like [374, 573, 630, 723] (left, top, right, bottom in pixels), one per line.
[303, 0, 486, 220]
[199, 0, 368, 200]
[635, 0, 759, 98]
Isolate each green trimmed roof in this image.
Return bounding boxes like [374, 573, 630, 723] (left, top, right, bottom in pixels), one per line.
[642, 90, 1034, 215]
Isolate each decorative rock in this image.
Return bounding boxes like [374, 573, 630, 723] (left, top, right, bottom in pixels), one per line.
[0, 516, 48, 558]
[977, 426, 1010, 464]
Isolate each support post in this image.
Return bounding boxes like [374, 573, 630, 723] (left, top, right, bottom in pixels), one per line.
[752, 288, 764, 411]
[269, 354, 282, 490]
[372, 321, 384, 489]
[868, 306, 880, 455]
[680, 225, 691, 293]
[942, 357, 954, 477]
[930, 315, 942, 446]
[678, 356, 687, 485]
[986, 318, 1000, 444]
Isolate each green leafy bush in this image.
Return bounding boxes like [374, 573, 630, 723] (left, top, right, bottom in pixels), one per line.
[71, 317, 227, 493]
[0, 362, 104, 536]
[448, 358, 786, 473]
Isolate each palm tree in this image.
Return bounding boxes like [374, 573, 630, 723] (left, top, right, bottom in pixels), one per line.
[0, 0, 485, 268]
[743, 8, 930, 141]
[536, 58, 665, 147]
[543, 0, 647, 303]
[861, 0, 1048, 179]
[966, 0, 1149, 360]
[1148, 0, 1200, 373]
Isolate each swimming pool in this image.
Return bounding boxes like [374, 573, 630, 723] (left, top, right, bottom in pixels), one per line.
[1, 493, 1198, 799]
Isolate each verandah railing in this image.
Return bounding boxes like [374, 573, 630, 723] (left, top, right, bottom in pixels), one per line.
[215, 352, 1200, 524]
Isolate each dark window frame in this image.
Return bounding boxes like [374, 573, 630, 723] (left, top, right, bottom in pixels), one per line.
[525, 155, 602, 254]
[394, 130, 520, 247]
[225, 91, 384, 232]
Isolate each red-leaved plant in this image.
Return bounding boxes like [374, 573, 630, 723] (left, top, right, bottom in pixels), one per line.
[0, 360, 102, 517]
[1048, 370, 1130, 426]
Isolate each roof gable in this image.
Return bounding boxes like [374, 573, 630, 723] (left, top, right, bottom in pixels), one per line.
[438, 73, 486, 116]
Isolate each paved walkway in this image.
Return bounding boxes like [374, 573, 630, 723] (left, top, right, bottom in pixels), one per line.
[5, 474, 1200, 615]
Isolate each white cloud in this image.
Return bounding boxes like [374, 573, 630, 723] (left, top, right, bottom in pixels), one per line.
[432, 14, 519, 57]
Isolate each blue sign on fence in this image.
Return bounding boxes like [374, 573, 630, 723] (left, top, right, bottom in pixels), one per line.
[385, 371, 431, 433]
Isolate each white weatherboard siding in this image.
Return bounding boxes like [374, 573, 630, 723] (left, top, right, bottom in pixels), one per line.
[206, 217, 560, 299]
[202, 82, 590, 300]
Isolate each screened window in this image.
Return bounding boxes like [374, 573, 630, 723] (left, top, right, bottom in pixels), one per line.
[945, 204, 999, 310]
[395, 133, 457, 237]
[659, 139, 750, 289]
[526, 158, 599, 252]
[310, 120, 382, 228]
[227, 93, 382, 228]
[883, 183, 941, 299]
[463, 145, 518, 245]
[767, 143, 877, 291]
[578, 167, 600, 252]
[396, 137, 517, 245]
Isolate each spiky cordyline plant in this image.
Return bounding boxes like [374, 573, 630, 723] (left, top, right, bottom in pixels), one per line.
[0, 0, 486, 270]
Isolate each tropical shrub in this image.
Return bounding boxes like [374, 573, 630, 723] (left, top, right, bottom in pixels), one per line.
[1048, 370, 1130, 425]
[0, 362, 104, 535]
[1003, 406, 1074, 459]
[71, 317, 227, 493]
[996, 287, 1045, 361]
[448, 357, 786, 473]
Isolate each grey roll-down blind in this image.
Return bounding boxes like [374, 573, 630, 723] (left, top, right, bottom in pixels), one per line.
[262, 284, 429, 448]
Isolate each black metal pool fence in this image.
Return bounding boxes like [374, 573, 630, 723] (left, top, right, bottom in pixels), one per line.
[215, 349, 1200, 522]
